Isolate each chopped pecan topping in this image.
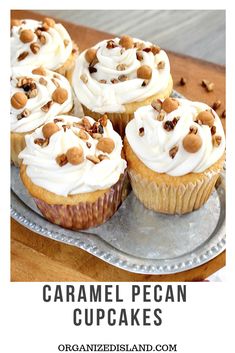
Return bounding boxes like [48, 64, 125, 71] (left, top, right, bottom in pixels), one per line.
[169, 146, 179, 159]
[56, 154, 68, 167]
[189, 126, 198, 134]
[98, 114, 108, 127]
[78, 130, 89, 140]
[88, 66, 97, 74]
[163, 120, 174, 131]
[80, 74, 88, 84]
[54, 118, 64, 123]
[39, 77, 47, 86]
[211, 100, 221, 111]
[201, 79, 214, 92]
[151, 45, 161, 55]
[106, 40, 118, 49]
[17, 51, 29, 61]
[82, 117, 92, 130]
[30, 42, 40, 54]
[41, 100, 53, 112]
[64, 39, 69, 47]
[134, 42, 145, 50]
[111, 78, 119, 84]
[62, 124, 70, 131]
[221, 110, 226, 118]
[118, 74, 128, 82]
[51, 78, 60, 87]
[99, 79, 107, 84]
[157, 61, 165, 69]
[86, 142, 92, 149]
[156, 111, 165, 121]
[141, 79, 149, 87]
[211, 126, 216, 135]
[136, 51, 143, 61]
[116, 64, 126, 71]
[139, 127, 145, 137]
[212, 135, 222, 147]
[92, 133, 102, 140]
[17, 109, 30, 120]
[86, 155, 100, 164]
[26, 88, 38, 99]
[151, 99, 162, 112]
[34, 138, 49, 147]
[179, 77, 186, 86]
[98, 154, 110, 161]
[143, 47, 151, 53]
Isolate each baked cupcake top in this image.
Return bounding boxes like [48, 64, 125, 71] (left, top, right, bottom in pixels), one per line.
[125, 98, 225, 176]
[11, 18, 73, 70]
[72, 35, 171, 113]
[11, 67, 73, 133]
[19, 115, 127, 196]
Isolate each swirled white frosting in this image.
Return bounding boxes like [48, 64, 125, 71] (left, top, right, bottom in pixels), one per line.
[11, 67, 73, 133]
[72, 37, 171, 113]
[125, 98, 225, 176]
[19, 115, 127, 195]
[11, 19, 73, 70]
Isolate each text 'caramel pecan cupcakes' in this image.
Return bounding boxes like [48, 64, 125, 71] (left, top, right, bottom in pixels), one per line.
[11, 18, 79, 81]
[72, 35, 173, 136]
[19, 115, 127, 230]
[10, 67, 73, 166]
[124, 97, 225, 214]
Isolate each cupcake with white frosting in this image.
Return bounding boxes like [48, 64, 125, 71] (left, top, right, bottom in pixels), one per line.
[11, 17, 79, 81]
[19, 115, 127, 230]
[72, 35, 173, 136]
[124, 97, 225, 214]
[11, 66, 73, 166]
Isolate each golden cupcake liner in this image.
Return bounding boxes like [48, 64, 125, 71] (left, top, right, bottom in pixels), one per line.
[11, 131, 27, 167]
[55, 42, 79, 83]
[33, 171, 127, 230]
[82, 104, 133, 138]
[128, 168, 222, 215]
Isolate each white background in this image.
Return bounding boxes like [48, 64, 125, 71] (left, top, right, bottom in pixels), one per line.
[1, 1, 235, 352]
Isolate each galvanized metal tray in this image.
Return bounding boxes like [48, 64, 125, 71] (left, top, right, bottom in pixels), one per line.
[10, 91, 226, 275]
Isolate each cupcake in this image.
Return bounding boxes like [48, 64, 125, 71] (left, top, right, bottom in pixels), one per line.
[19, 115, 127, 230]
[72, 35, 173, 136]
[11, 67, 74, 166]
[124, 97, 225, 214]
[11, 18, 79, 81]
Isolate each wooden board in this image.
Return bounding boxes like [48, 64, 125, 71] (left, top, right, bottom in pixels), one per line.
[11, 10, 226, 282]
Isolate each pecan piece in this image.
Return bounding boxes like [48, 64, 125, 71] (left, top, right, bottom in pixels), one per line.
[41, 100, 53, 112]
[169, 146, 179, 159]
[56, 154, 68, 167]
[86, 155, 100, 164]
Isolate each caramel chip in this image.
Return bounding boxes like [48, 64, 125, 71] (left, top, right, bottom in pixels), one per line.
[137, 65, 152, 80]
[66, 146, 84, 165]
[183, 131, 202, 153]
[196, 111, 214, 127]
[19, 29, 34, 43]
[162, 98, 179, 113]
[52, 87, 68, 104]
[119, 35, 134, 49]
[42, 122, 60, 139]
[96, 137, 115, 154]
[43, 17, 55, 28]
[11, 92, 28, 109]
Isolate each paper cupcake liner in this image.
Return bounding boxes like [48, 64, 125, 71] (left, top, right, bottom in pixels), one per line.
[11, 131, 27, 167]
[55, 42, 79, 83]
[82, 105, 133, 138]
[33, 171, 127, 230]
[128, 168, 222, 215]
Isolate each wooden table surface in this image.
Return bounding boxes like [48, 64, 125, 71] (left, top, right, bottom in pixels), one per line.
[11, 10, 226, 282]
